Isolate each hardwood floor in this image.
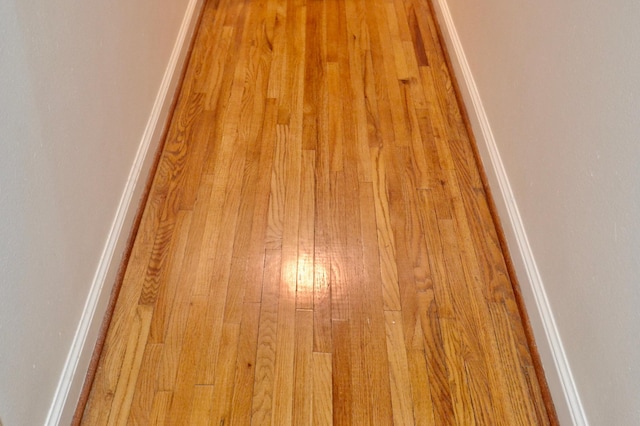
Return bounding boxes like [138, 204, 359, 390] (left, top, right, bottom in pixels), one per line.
[81, 0, 555, 423]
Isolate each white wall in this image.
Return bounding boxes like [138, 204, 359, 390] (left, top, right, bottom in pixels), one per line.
[431, 0, 640, 424]
[0, 0, 201, 424]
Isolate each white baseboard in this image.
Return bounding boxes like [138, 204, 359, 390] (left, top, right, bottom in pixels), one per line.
[44, 1, 203, 424]
[429, 1, 588, 424]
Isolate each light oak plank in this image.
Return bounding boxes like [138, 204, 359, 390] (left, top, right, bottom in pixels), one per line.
[292, 309, 314, 425]
[271, 248, 298, 426]
[312, 352, 333, 426]
[265, 0, 288, 99]
[127, 343, 162, 425]
[357, 184, 395, 423]
[188, 385, 216, 425]
[154, 180, 213, 391]
[386, 147, 428, 353]
[372, 0, 411, 146]
[242, 99, 279, 304]
[329, 172, 350, 321]
[148, 391, 172, 425]
[385, 311, 416, 426]
[312, 53, 333, 349]
[490, 301, 546, 425]
[327, 62, 344, 173]
[370, 147, 401, 311]
[164, 296, 210, 424]
[297, 150, 316, 309]
[265, 123, 287, 250]
[207, 323, 241, 424]
[439, 317, 477, 426]
[384, 2, 410, 81]
[250, 251, 281, 425]
[147, 210, 193, 344]
[106, 305, 153, 426]
[302, 0, 326, 151]
[407, 348, 437, 425]
[417, 290, 455, 425]
[228, 302, 262, 424]
[223, 0, 278, 322]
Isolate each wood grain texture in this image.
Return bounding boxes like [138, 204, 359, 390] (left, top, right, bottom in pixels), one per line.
[81, 0, 556, 423]
[292, 309, 313, 425]
[251, 251, 281, 425]
[385, 311, 416, 426]
[312, 352, 333, 426]
[228, 302, 261, 424]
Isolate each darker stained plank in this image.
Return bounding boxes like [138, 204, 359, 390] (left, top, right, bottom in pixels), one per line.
[332, 319, 353, 426]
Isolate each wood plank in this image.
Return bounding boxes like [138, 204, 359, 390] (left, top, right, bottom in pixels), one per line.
[331, 319, 352, 426]
[370, 147, 401, 311]
[229, 303, 260, 424]
[242, 98, 279, 304]
[341, 112, 376, 424]
[489, 302, 545, 425]
[105, 305, 153, 425]
[127, 342, 162, 425]
[228, 302, 262, 425]
[297, 150, 315, 309]
[387, 147, 429, 354]
[384, 2, 410, 81]
[188, 385, 216, 425]
[372, 0, 411, 146]
[302, 0, 326, 151]
[362, 0, 396, 152]
[437, 218, 499, 423]
[407, 348, 437, 425]
[443, 170, 522, 423]
[357, 184, 395, 423]
[417, 290, 455, 425]
[312, 352, 333, 426]
[202, 0, 250, 113]
[313, 61, 333, 351]
[439, 317, 477, 426]
[164, 296, 210, 424]
[399, 82, 430, 189]
[265, 0, 288, 99]
[147, 211, 192, 344]
[329, 172, 350, 321]
[148, 391, 173, 425]
[250, 250, 281, 425]
[194, 144, 250, 384]
[327, 62, 344, 173]
[404, 3, 429, 68]
[223, 0, 278, 322]
[265, 123, 287, 250]
[207, 323, 241, 424]
[271, 246, 297, 426]
[344, 0, 373, 183]
[153, 180, 213, 391]
[385, 311, 416, 426]
[292, 309, 314, 425]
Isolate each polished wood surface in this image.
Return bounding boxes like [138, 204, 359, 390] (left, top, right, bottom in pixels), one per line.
[82, 0, 554, 423]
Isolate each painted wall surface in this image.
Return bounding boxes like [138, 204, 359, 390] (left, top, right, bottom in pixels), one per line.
[440, 0, 640, 423]
[0, 0, 189, 423]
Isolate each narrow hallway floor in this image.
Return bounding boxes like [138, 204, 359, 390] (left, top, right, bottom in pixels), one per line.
[81, 0, 555, 423]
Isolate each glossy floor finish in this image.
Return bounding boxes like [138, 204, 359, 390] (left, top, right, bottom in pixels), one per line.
[81, 0, 554, 423]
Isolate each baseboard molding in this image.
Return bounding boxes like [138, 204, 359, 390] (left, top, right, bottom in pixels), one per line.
[44, 1, 203, 423]
[429, 1, 588, 425]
